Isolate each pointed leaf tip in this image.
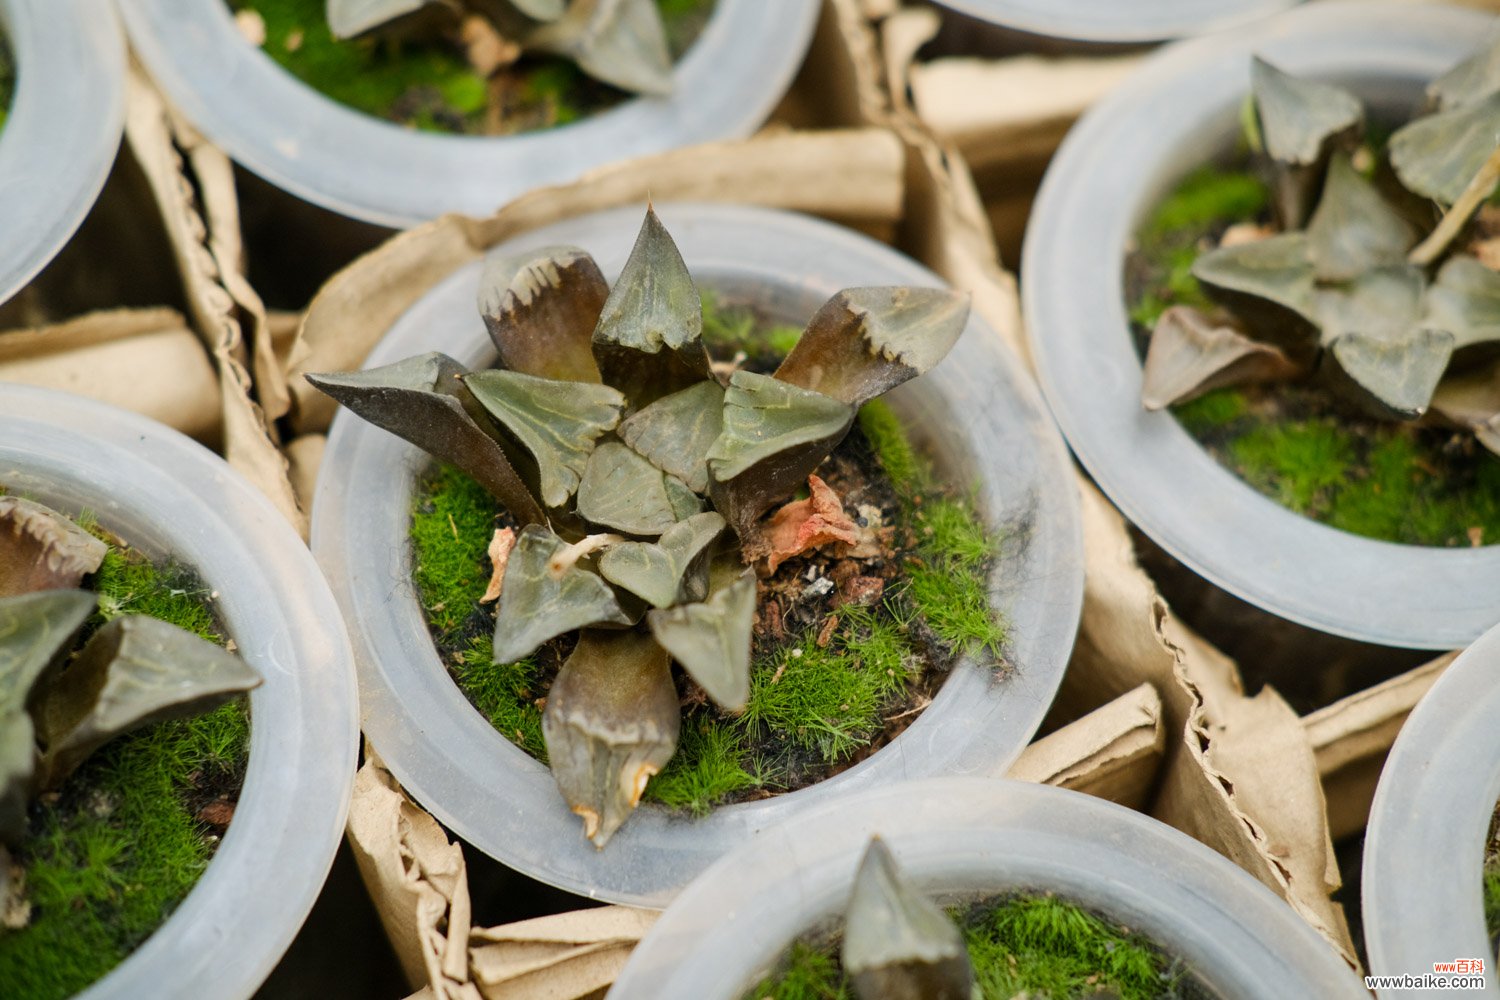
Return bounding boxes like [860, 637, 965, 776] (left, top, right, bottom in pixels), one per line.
[527, 0, 674, 97]
[1140, 306, 1300, 410]
[477, 244, 606, 384]
[648, 569, 755, 712]
[0, 497, 107, 599]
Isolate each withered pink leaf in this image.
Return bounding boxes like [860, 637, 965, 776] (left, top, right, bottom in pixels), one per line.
[1140, 306, 1300, 411]
[0, 497, 107, 600]
[477, 244, 607, 384]
[480, 527, 517, 604]
[757, 475, 860, 574]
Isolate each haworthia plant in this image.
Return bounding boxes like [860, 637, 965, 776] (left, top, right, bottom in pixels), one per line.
[307, 205, 968, 844]
[0, 501, 262, 848]
[1142, 37, 1500, 436]
[326, 0, 674, 97]
[0, 496, 107, 599]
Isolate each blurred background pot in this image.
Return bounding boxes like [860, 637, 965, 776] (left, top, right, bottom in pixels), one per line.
[931, 0, 1299, 47]
[312, 201, 1084, 907]
[0, 386, 360, 999]
[607, 777, 1368, 999]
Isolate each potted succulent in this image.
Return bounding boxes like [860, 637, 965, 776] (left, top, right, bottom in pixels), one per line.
[311, 201, 1084, 905]
[606, 777, 1368, 999]
[116, 0, 819, 227]
[1363, 621, 1500, 994]
[0, 386, 359, 999]
[1024, 1, 1500, 649]
[0, 0, 124, 307]
[927, 0, 1298, 47]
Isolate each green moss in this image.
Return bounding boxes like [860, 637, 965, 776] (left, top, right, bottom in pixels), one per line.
[1171, 387, 1249, 434]
[700, 290, 804, 361]
[1485, 858, 1500, 941]
[855, 400, 921, 492]
[1229, 420, 1354, 513]
[410, 463, 497, 638]
[1144, 166, 1267, 239]
[748, 894, 1186, 1000]
[0, 38, 12, 133]
[453, 633, 548, 761]
[646, 717, 759, 817]
[0, 541, 248, 1000]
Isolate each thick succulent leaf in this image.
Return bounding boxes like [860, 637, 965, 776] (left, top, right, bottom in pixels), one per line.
[0, 497, 108, 599]
[1424, 255, 1500, 355]
[306, 353, 546, 526]
[0, 590, 96, 842]
[509, 0, 566, 20]
[542, 628, 679, 847]
[477, 244, 606, 384]
[462, 369, 625, 509]
[492, 525, 635, 663]
[33, 615, 261, 789]
[326, 0, 426, 38]
[591, 207, 711, 407]
[527, 0, 673, 97]
[1306, 154, 1418, 282]
[773, 288, 969, 408]
[598, 512, 725, 608]
[1327, 329, 1455, 420]
[1429, 37, 1500, 110]
[1313, 266, 1427, 348]
[665, 474, 705, 521]
[705, 371, 856, 537]
[616, 381, 724, 494]
[1140, 306, 1300, 410]
[647, 569, 755, 712]
[1250, 56, 1363, 226]
[576, 441, 685, 536]
[842, 838, 974, 1000]
[1390, 91, 1500, 205]
[1191, 233, 1318, 354]
[1431, 361, 1500, 454]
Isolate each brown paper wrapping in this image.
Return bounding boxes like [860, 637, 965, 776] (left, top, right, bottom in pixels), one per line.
[1008, 682, 1165, 810]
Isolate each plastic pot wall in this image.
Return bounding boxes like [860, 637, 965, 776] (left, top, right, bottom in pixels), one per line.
[1023, 1, 1500, 650]
[607, 778, 1369, 999]
[933, 0, 1298, 45]
[1363, 626, 1500, 996]
[312, 202, 1085, 907]
[0, 0, 124, 307]
[0, 386, 360, 1000]
[117, 0, 819, 229]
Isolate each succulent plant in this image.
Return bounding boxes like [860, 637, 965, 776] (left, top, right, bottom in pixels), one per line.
[326, 0, 676, 97]
[1141, 39, 1500, 440]
[307, 206, 968, 845]
[0, 500, 261, 846]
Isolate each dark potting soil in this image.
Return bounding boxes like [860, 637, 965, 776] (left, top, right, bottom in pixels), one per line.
[1125, 163, 1500, 548]
[230, 0, 715, 136]
[0, 527, 249, 1000]
[744, 892, 1211, 1000]
[408, 298, 1007, 816]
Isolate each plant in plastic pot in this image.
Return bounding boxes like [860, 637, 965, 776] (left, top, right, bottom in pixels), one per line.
[1024, 1, 1500, 649]
[1363, 621, 1500, 995]
[117, 0, 818, 227]
[605, 778, 1369, 999]
[928, 0, 1298, 47]
[311, 201, 1083, 905]
[0, 387, 358, 999]
[0, 0, 125, 307]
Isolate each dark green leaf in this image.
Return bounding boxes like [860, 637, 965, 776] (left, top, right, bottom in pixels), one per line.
[527, 0, 674, 97]
[773, 287, 969, 408]
[1191, 233, 1318, 354]
[1314, 266, 1427, 348]
[0, 497, 107, 599]
[306, 353, 547, 526]
[1250, 56, 1363, 225]
[1390, 91, 1500, 205]
[1327, 329, 1455, 419]
[492, 525, 635, 662]
[477, 244, 607, 384]
[1140, 306, 1299, 410]
[33, 615, 261, 790]
[1424, 254, 1500, 354]
[616, 380, 724, 494]
[647, 569, 755, 712]
[541, 628, 679, 847]
[1432, 361, 1500, 454]
[462, 369, 625, 509]
[1306, 154, 1417, 282]
[591, 207, 710, 407]
[326, 0, 426, 38]
[842, 838, 974, 1000]
[598, 512, 725, 608]
[576, 441, 683, 537]
[664, 475, 704, 521]
[705, 371, 855, 538]
[1429, 37, 1500, 110]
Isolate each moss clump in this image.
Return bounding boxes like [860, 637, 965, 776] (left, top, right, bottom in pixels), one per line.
[701, 290, 805, 363]
[1485, 861, 1500, 944]
[747, 894, 1188, 1000]
[233, 0, 714, 135]
[409, 463, 497, 638]
[0, 539, 249, 1000]
[0, 38, 13, 132]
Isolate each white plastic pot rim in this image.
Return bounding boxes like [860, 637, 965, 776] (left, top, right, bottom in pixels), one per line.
[0, 0, 125, 307]
[606, 778, 1369, 999]
[117, 0, 820, 228]
[1022, 0, 1500, 650]
[311, 201, 1085, 908]
[0, 386, 360, 1000]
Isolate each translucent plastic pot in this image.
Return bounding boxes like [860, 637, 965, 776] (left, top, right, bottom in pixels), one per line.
[0, 386, 359, 999]
[117, 0, 819, 229]
[0, 0, 124, 306]
[312, 202, 1085, 907]
[1023, 1, 1499, 650]
[1363, 625, 1500, 995]
[932, 0, 1297, 45]
[608, 778, 1368, 999]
